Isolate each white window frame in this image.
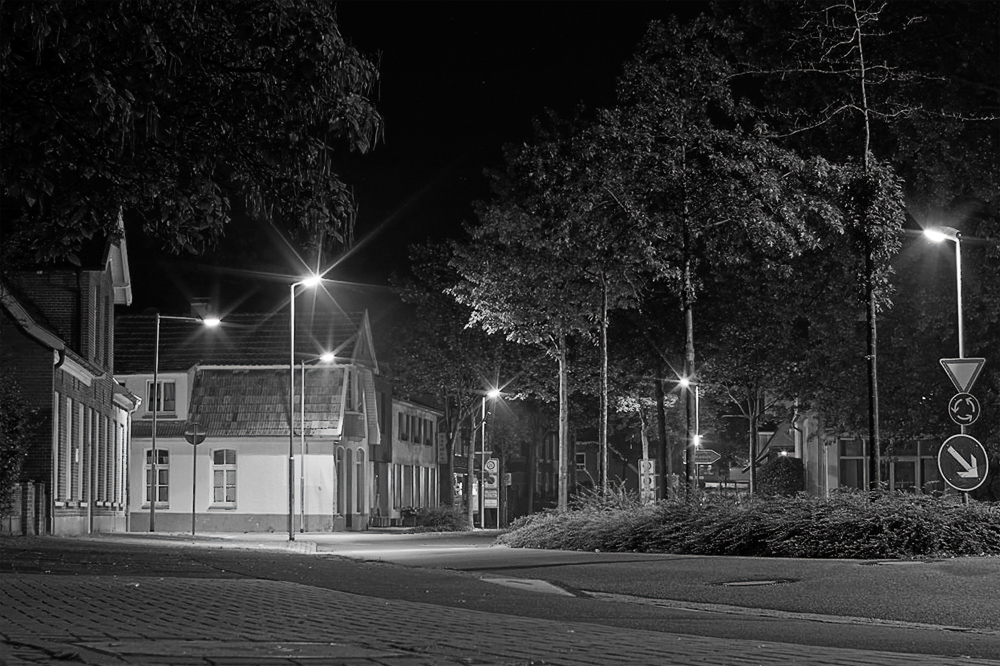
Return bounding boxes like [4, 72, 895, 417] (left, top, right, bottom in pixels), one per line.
[144, 448, 169, 507]
[211, 448, 237, 508]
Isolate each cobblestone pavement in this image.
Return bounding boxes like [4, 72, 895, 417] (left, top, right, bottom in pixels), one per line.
[4, 570, 1000, 666]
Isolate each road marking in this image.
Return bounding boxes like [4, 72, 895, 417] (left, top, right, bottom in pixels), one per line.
[585, 591, 1000, 637]
[480, 576, 576, 596]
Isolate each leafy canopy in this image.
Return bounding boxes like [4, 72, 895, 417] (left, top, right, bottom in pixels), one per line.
[1, 0, 381, 265]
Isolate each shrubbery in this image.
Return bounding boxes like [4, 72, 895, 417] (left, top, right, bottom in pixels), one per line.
[498, 490, 1000, 558]
[411, 505, 470, 532]
[757, 456, 805, 496]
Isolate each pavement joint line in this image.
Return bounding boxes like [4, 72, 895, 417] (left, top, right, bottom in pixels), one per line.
[585, 590, 1000, 637]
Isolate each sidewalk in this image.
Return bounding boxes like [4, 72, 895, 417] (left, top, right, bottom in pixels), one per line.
[3, 533, 999, 665]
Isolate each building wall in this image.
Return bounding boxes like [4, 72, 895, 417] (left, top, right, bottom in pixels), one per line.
[387, 401, 441, 522]
[128, 435, 373, 533]
[2, 275, 130, 536]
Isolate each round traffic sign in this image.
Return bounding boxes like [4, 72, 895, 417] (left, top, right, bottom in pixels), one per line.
[184, 422, 207, 446]
[948, 393, 981, 426]
[484, 458, 499, 474]
[936, 434, 989, 492]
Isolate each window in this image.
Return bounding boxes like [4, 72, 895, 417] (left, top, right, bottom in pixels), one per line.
[838, 437, 867, 490]
[398, 413, 408, 441]
[576, 451, 587, 472]
[147, 380, 176, 413]
[212, 449, 237, 505]
[424, 418, 434, 445]
[144, 449, 169, 504]
[412, 416, 422, 444]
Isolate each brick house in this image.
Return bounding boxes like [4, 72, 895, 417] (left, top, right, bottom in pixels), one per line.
[115, 309, 401, 532]
[0, 233, 139, 535]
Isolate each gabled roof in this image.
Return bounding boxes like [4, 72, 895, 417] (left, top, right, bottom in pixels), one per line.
[131, 365, 368, 439]
[115, 310, 376, 374]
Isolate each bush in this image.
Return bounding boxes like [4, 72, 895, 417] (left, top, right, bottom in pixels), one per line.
[498, 491, 1000, 558]
[411, 505, 471, 532]
[757, 456, 805, 496]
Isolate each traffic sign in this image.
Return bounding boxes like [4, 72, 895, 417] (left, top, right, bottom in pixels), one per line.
[940, 358, 986, 393]
[484, 458, 499, 474]
[484, 487, 499, 508]
[694, 449, 721, 465]
[937, 434, 989, 492]
[948, 393, 981, 427]
[184, 422, 207, 446]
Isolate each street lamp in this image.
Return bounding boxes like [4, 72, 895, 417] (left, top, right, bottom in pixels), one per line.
[299, 351, 335, 533]
[678, 377, 700, 499]
[479, 388, 501, 528]
[149, 313, 220, 532]
[288, 274, 324, 541]
[924, 226, 964, 358]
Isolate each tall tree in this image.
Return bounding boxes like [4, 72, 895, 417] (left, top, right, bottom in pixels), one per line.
[390, 241, 528, 520]
[593, 16, 847, 496]
[1, 0, 381, 266]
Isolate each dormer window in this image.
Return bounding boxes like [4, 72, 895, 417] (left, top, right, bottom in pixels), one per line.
[146, 380, 176, 414]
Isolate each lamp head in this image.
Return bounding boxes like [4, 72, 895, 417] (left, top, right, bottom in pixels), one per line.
[487, 388, 501, 399]
[202, 317, 221, 328]
[301, 274, 323, 288]
[924, 226, 961, 243]
[319, 352, 335, 363]
[678, 377, 690, 388]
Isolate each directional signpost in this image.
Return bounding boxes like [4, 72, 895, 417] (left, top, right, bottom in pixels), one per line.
[936, 358, 988, 497]
[694, 449, 721, 466]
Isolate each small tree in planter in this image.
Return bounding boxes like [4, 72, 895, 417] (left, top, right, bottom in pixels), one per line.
[757, 456, 805, 496]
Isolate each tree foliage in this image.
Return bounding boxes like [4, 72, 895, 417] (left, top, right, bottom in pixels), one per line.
[0, 0, 381, 265]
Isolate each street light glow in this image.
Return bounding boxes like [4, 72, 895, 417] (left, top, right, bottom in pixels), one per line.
[301, 274, 323, 288]
[319, 352, 335, 363]
[487, 388, 501, 399]
[924, 226, 960, 243]
[678, 377, 690, 388]
[202, 317, 221, 327]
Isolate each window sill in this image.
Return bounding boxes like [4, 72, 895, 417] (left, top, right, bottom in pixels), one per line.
[141, 414, 178, 420]
[140, 503, 170, 509]
[208, 505, 236, 511]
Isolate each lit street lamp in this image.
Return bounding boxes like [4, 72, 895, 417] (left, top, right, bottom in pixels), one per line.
[678, 377, 700, 498]
[149, 313, 220, 532]
[479, 388, 501, 528]
[288, 274, 323, 541]
[925, 226, 965, 358]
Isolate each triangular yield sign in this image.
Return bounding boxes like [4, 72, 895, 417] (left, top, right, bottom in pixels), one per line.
[940, 358, 986, 393]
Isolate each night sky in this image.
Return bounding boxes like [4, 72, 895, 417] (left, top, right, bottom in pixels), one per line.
[123, 2, 702, 317]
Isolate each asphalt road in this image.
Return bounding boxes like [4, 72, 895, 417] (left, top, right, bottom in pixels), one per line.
[303, 530, 1000, 659]
[3, 531, 997, 662]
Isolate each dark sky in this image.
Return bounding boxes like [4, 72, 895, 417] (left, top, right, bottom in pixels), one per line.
[124, 2, 704, 316]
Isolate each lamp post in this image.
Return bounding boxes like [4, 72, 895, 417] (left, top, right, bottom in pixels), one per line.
[149, 313, 220, 532]
[299, 352, 335, 533]
[925, 226, 964, 358]
[288, 275, 323, 541]
[477, 388, 501, 528]
[678, 377, 700, 500]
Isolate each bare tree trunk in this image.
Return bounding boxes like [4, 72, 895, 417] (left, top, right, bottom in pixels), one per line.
[557, 332, 570, 511]
[654, 377, 670, 499]
[465, 409, 475, 528]
[600, 274, 609, 494]
[682, 219, 697, 501]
